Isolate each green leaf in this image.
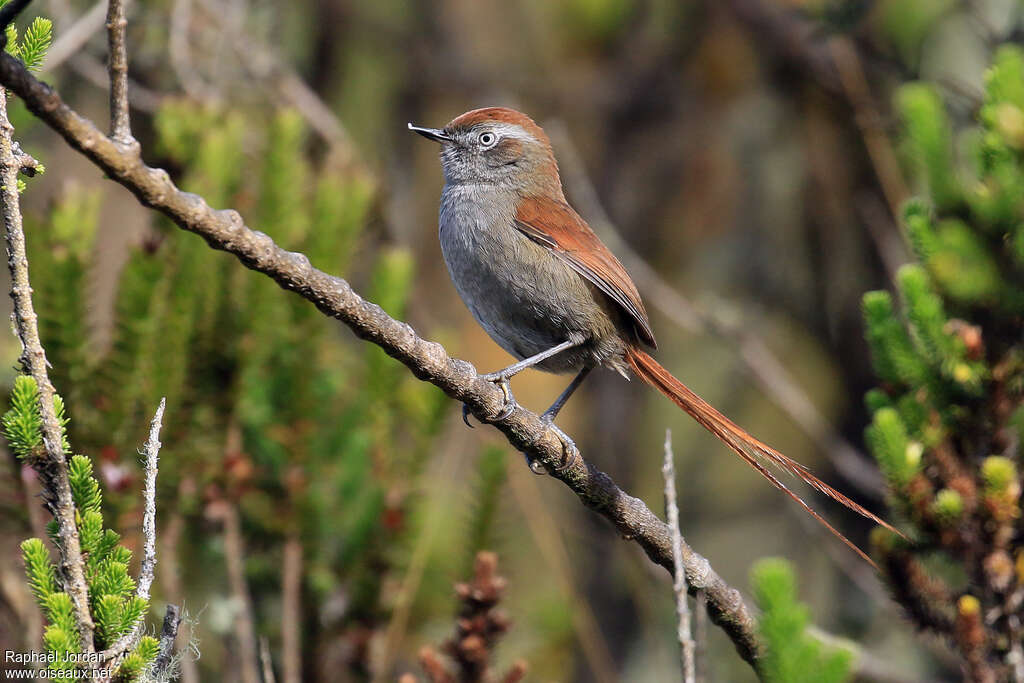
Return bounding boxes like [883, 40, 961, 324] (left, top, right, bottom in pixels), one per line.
[93, 594, 123, 648]
[897, 266, 951, 365]
[90, 556, 135, 599]
[77, 510, 104, 557]
[862, 291, 928, 387]
[2, 376, 44, 459]
[68, 455, 102, 515]
[43, 591, 76, 635]
[114, 635, 160, 682]
[866, 407, 919, 488]
[925, 220, 1002, 304]
[21, 538, 59, 605]
[19, 17, 51, 71]
[897, 83, 960, 209]
[752, 558, 853, 683]
[981, 45, 1024, 144]
[118, 596, 148, 634]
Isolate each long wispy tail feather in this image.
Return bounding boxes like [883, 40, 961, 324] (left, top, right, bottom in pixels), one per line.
[626, 347, 903, 568]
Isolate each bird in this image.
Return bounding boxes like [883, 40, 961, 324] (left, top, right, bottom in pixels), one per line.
[409, 106, 899, 565]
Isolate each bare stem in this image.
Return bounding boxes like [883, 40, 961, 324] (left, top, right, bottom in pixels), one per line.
[154, 604, 183, 676]
[663, 430, 695, 683]
[0, 86, 95, 652]
[259, 637, 277, 683]
[105, 0, 132, 145]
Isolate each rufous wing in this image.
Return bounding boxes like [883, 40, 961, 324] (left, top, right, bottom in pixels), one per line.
[514, 195, 657, 348]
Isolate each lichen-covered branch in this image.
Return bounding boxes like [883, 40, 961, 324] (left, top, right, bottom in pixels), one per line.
[97, 398, 166, 664]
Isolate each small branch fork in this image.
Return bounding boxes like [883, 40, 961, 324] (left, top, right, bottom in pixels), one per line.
[0, 0, 763, 671]
[0, 61, 95, 653]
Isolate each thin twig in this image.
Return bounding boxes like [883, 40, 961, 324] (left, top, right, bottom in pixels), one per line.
[98, 398, 166, 663]
[0, 74, 95, 653]
[0, 42, 763, 671]
[137, 398, 164, 602]
[663, 430, 695, 683]
[1008, 612, 1024, 683]
[105, 0, 132, 145]
[259, 637, 277, 683]
[281, 534, 302, 683]
[828, 37, 910, 222]
[857, 193, 910, 286]
[154, 604, 183, 675]
[694, 591, 707, 683]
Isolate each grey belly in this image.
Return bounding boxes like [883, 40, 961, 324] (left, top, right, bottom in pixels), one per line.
[440, 220, 622, 374]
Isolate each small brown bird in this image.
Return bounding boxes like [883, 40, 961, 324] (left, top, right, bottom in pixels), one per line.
[410, 107, 898, 564]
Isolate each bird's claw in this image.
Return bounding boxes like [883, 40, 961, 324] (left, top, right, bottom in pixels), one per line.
[523, 417, 580, 475]
[524, 453, 547, 475]
[462, 373, 518, 426]
[544, 420, 581, 472]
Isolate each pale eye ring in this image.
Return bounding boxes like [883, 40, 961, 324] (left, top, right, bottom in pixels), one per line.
[478, 132, 498, 148]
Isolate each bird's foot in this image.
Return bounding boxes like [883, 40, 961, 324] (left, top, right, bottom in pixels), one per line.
[462, 372, 518, 427]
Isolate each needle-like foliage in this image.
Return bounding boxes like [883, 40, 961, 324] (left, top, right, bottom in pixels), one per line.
[863, 45, 1024, 679]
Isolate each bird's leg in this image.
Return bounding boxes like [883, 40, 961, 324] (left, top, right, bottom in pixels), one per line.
[526, 367, 592, 474]
[463, 339, 581, 425]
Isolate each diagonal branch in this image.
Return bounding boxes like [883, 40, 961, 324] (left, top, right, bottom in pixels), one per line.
[0, 46, 763, 670]
[0, 75, 95, 652]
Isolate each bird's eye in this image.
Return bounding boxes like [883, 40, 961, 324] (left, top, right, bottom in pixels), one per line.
[479, 132, 497, 148]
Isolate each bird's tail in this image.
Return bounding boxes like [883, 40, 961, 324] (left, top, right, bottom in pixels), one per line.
[626, 347, 902, 567]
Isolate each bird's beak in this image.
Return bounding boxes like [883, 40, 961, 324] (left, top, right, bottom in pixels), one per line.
[407, 123, 451, 143]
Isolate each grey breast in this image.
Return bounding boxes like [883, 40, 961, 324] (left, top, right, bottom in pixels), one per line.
[438, 183, 607, 363]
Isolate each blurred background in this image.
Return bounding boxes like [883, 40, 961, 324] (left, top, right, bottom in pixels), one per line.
[0, 0, 1021, 680]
